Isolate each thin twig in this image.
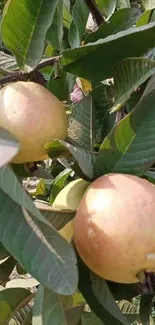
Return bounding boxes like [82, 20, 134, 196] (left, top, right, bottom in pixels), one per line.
[84, 0, 105, 27]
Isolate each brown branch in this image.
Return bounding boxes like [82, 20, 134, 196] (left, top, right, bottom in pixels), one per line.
[84, 0, 105, 27]
[0, 55, 61, 86]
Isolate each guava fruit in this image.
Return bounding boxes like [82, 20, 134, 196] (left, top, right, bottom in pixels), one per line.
[74, 173, 155, 284]
[0, 81, 67, 163]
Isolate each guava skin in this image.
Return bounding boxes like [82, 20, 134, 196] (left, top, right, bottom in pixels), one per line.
[74, 173, 155, 284]
[0, 81, 67, 163]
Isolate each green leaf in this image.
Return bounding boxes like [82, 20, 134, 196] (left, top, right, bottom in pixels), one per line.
[66, 306, 84, 325]
[34, 200, 75, 230]
[32, 285, 68, 325]
[95, 73, 155, 177]
[92, 85, 115, 143]
[62, 22, 155, 82]
[68, 0, 89, 48]
[0, 188, 78, 295]
[0, 166, 78, 295]
[68, 96, 95, 151]
[45, 140, 96, 180]
[116, 0, 131, 9]
[0, 287, 32, 324]
[49, 168, 72, 203]
[90, 272, 129, 325]
[47, 66, 69, 101]
[96, 0, 116, 18]
[62, 0, 72, 29]
[76, 251, 129, 325]
[0, 128, 19, 168]
[1, 0, 59, 71]
[46, 1, 64, 51]
[81, 311, 104, 325]
[85, 8, 141, 44]
[111, 57, 155, 113]
[136, 9, 153, 27]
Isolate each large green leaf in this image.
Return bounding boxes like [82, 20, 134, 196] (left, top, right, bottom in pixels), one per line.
[77, 251, 129, 325]
[68, 0, 89, 48]
[68, 96, 95, 151]
[90, 272, 129, 325]
[0, 188, 78, 295]
[61, 22, 155, 81]
[32, 285, 68, 325]
[0, 128, 19, 168]
[0, 287, 32, 324]
[0, 165, 78, 295]
[95, 73, 155, 177]
[85, 8, 141, 44]
[111, 57, 155, 113]
[1, 0, 59, 71]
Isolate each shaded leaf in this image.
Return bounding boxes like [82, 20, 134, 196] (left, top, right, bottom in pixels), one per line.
[0, 52, 18, 70]
[90, 272, 129, 325]
[95, 73, 155, 177]
[34, 200, 75, 230]
[1, 0, 59, 71]
[68, 0, 89, 48]
[45, 140, 96, 180]
[76, 249, 129, 325]
[0, 256, 16, 285]
[85, 8, 141, 44]
[62, 22, 155, 82]
[111, 57, 155, 112]
[0, 166, 78, 295]
[81, 311, 103, 325]
[0, 287, 32, 324]
[0, 128, 19, 168]
[65, 306, 84, 325]
[32, 285, 67, 325]
[140, 294, 154, 325]
[92, 85, 115, 143]
[47, 66, 69, 101]
[46, 1, 63, 51]
[68, 96, 95, 151]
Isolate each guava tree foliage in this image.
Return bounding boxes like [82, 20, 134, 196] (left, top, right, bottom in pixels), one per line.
[0, 0, 155, 324]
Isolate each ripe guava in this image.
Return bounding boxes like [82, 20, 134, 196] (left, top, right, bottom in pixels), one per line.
[74, 173, 155, 284]
[0, 81, 67, 163]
